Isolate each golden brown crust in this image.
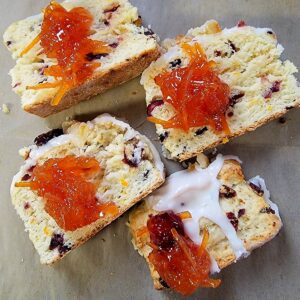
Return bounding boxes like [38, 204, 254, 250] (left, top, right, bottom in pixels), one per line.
[129, 160, 282, 289]
[177, 105, 300, 161]
[46, 175, 164, 265]
[24, 48, 160, 118]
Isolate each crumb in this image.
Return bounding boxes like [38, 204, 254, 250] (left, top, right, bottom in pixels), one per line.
[21, 258, 24, 263]
[65, 116, 72, 121]
[1, 103, 10, 114]
[113, 233, 117, 237]
[132, 91, 137, 95]
[101, 238, 106, 242]
[212, 148, 218, 155]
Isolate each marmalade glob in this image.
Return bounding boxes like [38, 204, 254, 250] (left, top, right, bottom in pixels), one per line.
[148, 43, 231, 133]
[22, 1, 111, 105]
[16, 156, 118, 231]
[147, 212, 221, 295]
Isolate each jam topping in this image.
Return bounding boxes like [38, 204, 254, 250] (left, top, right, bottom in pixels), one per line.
[15, 156, 118, 231]
[148, 43, 231, 133]
[22, 2, 111, 105]
[147, 212, 221, 295]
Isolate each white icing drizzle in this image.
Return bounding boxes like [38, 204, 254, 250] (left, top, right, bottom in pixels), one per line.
[249, 176, 281, 220]
[151, 154, 248, 266]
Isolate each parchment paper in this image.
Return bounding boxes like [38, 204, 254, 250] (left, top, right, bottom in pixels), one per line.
[0, 0, 299, 299]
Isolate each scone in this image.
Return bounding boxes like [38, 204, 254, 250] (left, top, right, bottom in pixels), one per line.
[11, 114, 165, 264]
[3, 0, 160, 117]
[141, 20, 300, 161]
[129, 155, 282, 295]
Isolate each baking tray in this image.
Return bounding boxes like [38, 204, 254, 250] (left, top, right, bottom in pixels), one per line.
[0, 0, 299, 299]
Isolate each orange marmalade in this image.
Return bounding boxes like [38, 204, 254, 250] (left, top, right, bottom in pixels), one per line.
[147, 212, 221, 295]
[148, 43, 231, 133]
[22, 1, 110, 105]
[16, 156, 118, 231]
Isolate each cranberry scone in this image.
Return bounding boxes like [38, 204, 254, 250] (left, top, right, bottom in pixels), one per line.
[129, 154, 282, 295]
[141, 20, 300, 161]
[3, 0, 159, 117]
[11, 114, 165, 264]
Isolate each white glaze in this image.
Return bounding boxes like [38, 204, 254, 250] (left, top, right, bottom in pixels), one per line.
[151, 154, 248, 262]
[249, 176, 281, 220]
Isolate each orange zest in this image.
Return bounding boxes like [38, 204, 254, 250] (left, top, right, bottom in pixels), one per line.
[177, 211, 192, 220]
[15, 156, 119, 231]
[20, 34, 41, 57]
[149, 42, 231, 134]
[22, 1, 111, 106]
[147, 212, 221, 295]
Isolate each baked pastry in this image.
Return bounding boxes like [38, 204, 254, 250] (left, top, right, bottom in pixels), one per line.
[11, 114, 165, 264]
[129, 154, 282, 295]
[3, 0, 159, 117]
[141, 20, 300, 161]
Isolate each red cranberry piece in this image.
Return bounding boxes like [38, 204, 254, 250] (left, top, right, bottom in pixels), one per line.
[86, 52, 109, 61]
[24, 202, 30, 210]
[226, 212, 239, 231]
[146, 100, 164, 116]
[6, 41, 12, 46]
[260, 207, 275, 214]
[249, 182, 264, 196]
[147, 212, 185, 251]
[238, 208, 246, 218]
[49, 233, 71, 254]
[109, 42, 118, 48]
[123, 138, 144, 168]
[237, 20, 246, 27]
[38, 65, 48, 75]
[214, 50, 222, 57]
[13, 82, 21, 88]
[159, 131, 169, 142]
[227, 40, 239, 53]
[21, 174, 31, 181]
[195, 127, 208, 136]
[169, 59, 182, 68]
[229, 91, 245, 107]
[34, 128, 64, 146]
[220, 185, 237, 198]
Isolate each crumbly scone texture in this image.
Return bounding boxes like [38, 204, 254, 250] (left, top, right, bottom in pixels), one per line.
[141, 20, 300, 161]
[11, 115, 165, 264]
[3, 0, 160, 117]
[129, 159, 282, 290]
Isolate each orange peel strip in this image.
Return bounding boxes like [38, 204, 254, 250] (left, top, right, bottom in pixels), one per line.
[20, 34, 41, 57]
[178, 211, 192, 220]
[27, 81, 63, 90]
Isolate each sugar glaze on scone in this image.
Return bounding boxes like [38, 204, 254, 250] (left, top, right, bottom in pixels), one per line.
[129, 155, 282, 292]
[3, 0, 160, 117]
[141, 20, 300, 161]
[11, 114, 165, 264]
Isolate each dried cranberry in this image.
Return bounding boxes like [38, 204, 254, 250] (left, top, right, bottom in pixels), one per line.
[159, 277, 170, 288]
[86, 52, 109, 61]
[263, 81, 281, 98]
[229, 91, 245, 106]
[104, 4, 120, 13]
[34, 128, 64, 146]
[109, 42, 118, 48]
[286, 106, 294, 110]
[226, 212, 239, 231]
[13, 82, 21, 88]
[144, 28, 155, 36]
[249, 182, 264, 196]
[214, 50, 222, 57]
[169, 59, 182, 68]
[238, 208, 246, 218]
[195, 127, 208, 136]
[237, 20, 246, 27]
[49, 233, 71, 254]
[267, 30, 274, 35]
[6, 41, 12, 46]
[38, 65, 48, 75]
[227, 40, 239, 53]
[220, 185, 237, 198]
[123, 138, 144, 167]
[260, 207, 275, 214]
[227, 111, 234, 117]
[146, 99, 164, 116]
[21, 174, 31, 181]
[147, 212, 184, 251]
[159, 131, 169, 142]
[24, 202, 30, 210]
[104, 20, 109, 26]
